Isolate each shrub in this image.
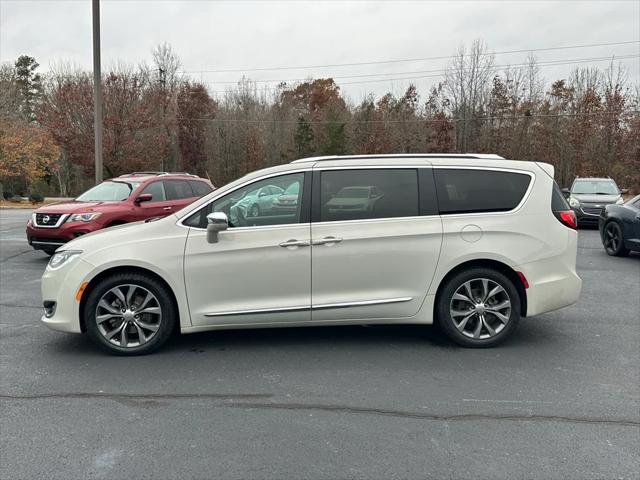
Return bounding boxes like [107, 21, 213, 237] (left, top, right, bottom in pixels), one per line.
[29, 191, 44, 204]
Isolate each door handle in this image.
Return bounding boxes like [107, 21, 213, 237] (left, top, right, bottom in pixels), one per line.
[312, 236, 343, 246]
[279, 239, 310, 248]
[163, 206, 172, 211]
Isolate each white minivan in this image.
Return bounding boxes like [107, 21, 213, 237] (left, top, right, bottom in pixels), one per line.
[41, 154, 582, 355]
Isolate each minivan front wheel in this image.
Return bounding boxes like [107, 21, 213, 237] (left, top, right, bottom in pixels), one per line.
[437, 268, 520, 347]
[84, 273, 176, 355]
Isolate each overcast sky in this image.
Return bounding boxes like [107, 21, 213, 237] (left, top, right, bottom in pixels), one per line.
[1, 0, 639, 102]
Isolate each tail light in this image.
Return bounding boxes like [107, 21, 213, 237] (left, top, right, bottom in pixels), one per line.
[554, 210, 577, 229]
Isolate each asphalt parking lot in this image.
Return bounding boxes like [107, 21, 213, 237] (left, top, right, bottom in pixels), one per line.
[1, 208, 639, 480]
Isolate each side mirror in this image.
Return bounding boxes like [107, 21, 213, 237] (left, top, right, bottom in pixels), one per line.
[620, 188, 628, 195]
[561, 187, 570, 198]
[135, 193, 153, 204]
[206, 212, 228, 243]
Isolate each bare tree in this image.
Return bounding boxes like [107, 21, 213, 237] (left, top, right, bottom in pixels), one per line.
[444, 39, 495, 151]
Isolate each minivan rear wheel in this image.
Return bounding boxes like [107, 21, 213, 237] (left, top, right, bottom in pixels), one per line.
[84, 272, 177, 355]
[436, 268, 520, 347]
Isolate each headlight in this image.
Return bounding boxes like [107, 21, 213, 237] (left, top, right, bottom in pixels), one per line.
[68, 212, 102, 222]
[47, 250, 83, 270]
[568, 197, 580, 208]
[616, 198, 624, 205]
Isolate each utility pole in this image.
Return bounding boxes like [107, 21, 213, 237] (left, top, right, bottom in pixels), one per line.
[92, 0, 103, 183]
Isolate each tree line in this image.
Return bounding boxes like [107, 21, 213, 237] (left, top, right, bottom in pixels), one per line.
[0, 40, 638, 198]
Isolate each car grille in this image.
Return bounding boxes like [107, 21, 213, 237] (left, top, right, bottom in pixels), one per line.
[34, 213, 64, 227]
[581, 206, 603, 216]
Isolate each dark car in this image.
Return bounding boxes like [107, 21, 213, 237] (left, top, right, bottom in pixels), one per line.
[563, 177, 627, 227]
[598, 194, 640, 256]
[26, 172, 214, 255]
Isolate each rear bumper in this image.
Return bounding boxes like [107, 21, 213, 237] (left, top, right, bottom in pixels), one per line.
[516, 231, 582, 317]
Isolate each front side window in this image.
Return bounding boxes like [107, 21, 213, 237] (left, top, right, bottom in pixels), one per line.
[183, 173, 305, 228]
[319, 169, 419, 222]
[434, 169, 532, 214]
[141, 181, 166, 202]
[76, 181, 140, 202]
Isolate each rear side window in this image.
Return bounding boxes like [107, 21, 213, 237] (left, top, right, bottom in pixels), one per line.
[434, 169, 531, 214]
[165, 180, 195, 200]
[189, 180, 213, 197]
[319, 169, 419, 222]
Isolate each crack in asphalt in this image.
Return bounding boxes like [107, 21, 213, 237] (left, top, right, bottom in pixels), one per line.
[229, 402, 640, 427]
[0, 249, 33, 263]
[1, 393, 638, 427]
[0, 303, 41, 309]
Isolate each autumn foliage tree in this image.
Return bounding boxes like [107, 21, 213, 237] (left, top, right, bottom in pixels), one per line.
[1, 40, 638, 197]
[0, 116, 59, 185]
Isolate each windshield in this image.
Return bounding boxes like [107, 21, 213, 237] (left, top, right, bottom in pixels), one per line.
[571, 180, 619, 195]
[76, 181, 140, 201]
[337, 187, 369, 198]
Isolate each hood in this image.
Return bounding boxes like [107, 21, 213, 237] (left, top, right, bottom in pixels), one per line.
[34, 200, 124, 214]
[571, 193, 620, 204]
[59, 215, 178, 253]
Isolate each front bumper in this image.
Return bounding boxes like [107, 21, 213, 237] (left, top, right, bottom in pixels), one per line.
[41, 258, 95, 333]
[572, 206, 602, 225]
[27, 220, 99, 251]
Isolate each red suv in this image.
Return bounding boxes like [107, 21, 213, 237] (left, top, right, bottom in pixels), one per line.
[26, 172, 214, 255]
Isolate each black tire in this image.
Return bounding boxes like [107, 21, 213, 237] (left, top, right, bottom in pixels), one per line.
[436, 268, 521, 348]
[84, 272, 177, 355]
[42, 249, 56, 256]
[603, 221, 629, 257]
[250, 204, 260, 217]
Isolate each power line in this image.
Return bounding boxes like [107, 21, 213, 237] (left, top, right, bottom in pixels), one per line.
[189, 54, 639, 86]
[179, 40, 640, 74]
[200, 54, 640, 94]
[175, 111, 640, 125]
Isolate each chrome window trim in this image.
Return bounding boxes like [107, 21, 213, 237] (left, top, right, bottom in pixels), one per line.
[204, 297, 413, 317]
[176, 168, 311, 230]
[32, 213, 70, 228]
[312, 215, 438, 227]
[180, 164, 537, 229]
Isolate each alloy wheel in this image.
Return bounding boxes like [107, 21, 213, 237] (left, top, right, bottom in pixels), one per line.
[95, 284, 162, 348]
[449, 278, 512, 339]
[604, 223, 620, 254]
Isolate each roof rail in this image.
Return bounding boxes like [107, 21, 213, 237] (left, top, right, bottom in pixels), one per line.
[290, 153, 504, 164]
[120, 171, 198, 177]
[122, 172, 168, 176]
[160, 172, 198, 177]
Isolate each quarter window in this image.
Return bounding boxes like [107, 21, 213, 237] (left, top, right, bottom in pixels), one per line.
[188, 180, 214, 197]
[183, 173, 305, 228]
[434, 169, 531, 214]
[319, 169, 419, 222]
